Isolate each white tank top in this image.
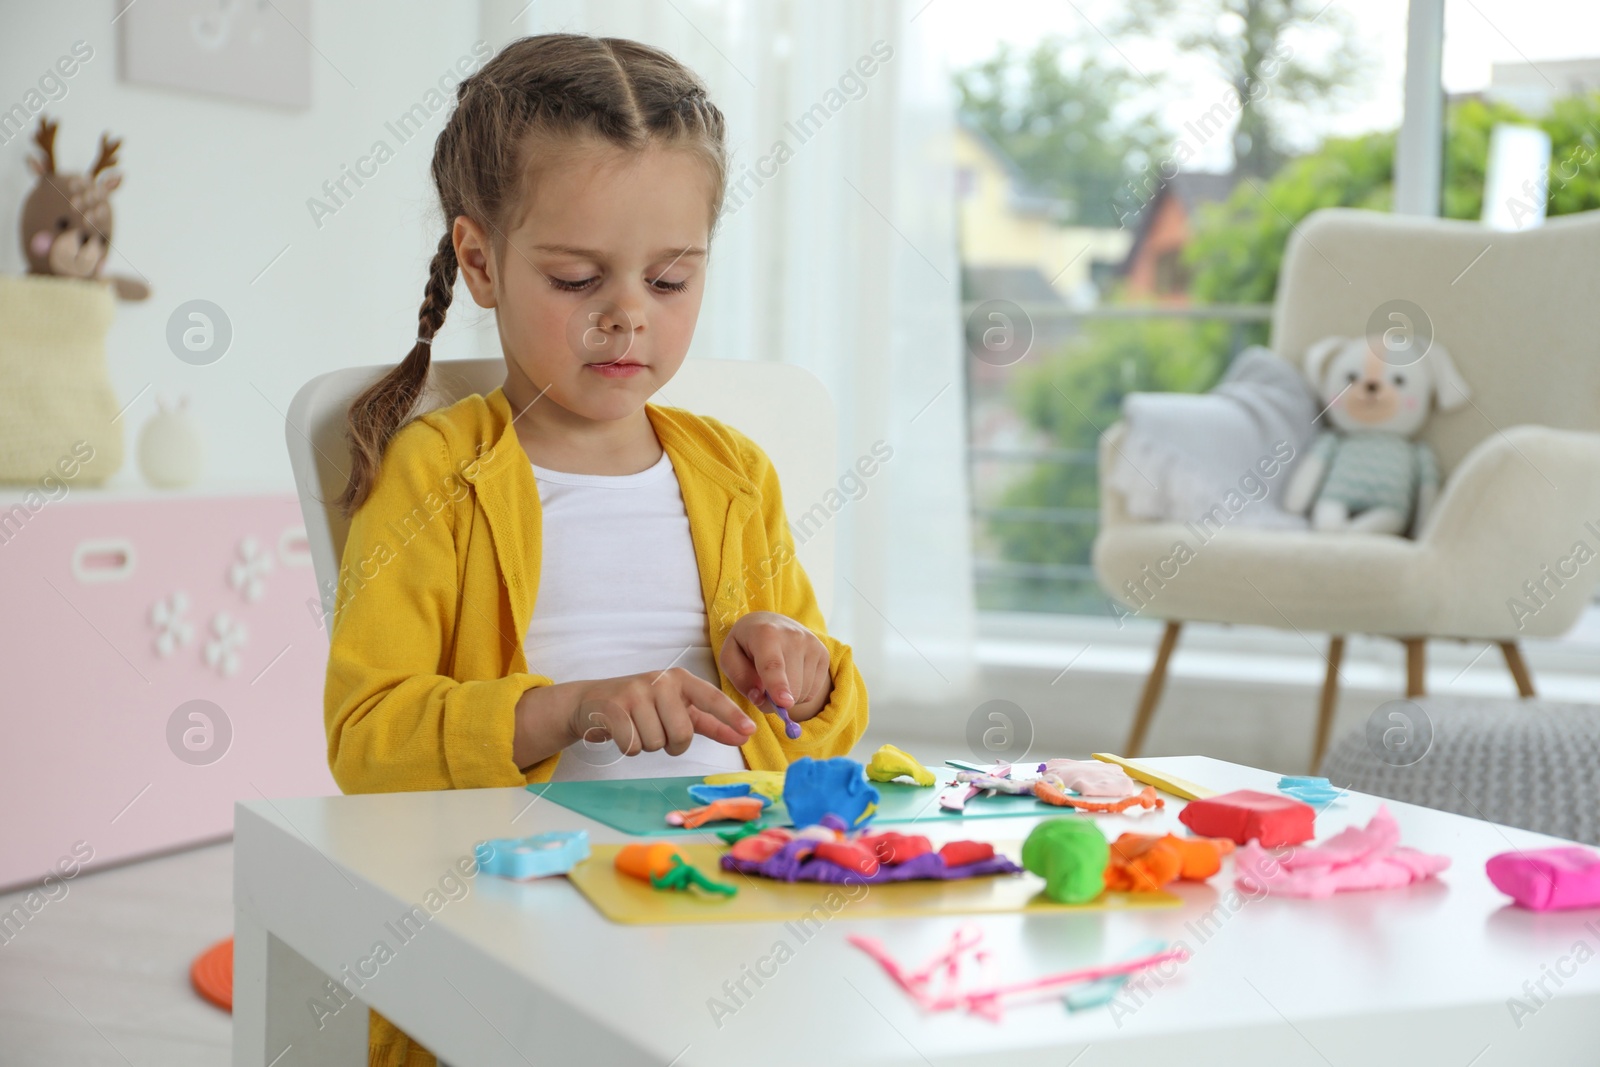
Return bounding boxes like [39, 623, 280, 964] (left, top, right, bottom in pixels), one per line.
[523, 449, 747, 781]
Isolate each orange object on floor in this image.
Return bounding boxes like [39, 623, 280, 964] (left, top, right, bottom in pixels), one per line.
[1034, 782, 1165, 814]
[190, 936, 233, 1012]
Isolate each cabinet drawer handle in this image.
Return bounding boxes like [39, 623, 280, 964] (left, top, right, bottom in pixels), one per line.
[72, 538, 137, 583]
[278, 524, 312, 566]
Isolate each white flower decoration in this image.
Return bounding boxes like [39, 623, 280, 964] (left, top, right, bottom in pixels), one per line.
[204, 611, 248, 677]
[229, 536, 275, 602]
[149, 591, 194, 657]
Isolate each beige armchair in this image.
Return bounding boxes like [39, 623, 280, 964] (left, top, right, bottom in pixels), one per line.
[1093, 207, 1600, 770]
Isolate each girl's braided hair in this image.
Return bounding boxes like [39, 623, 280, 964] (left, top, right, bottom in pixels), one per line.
[337, 33, 728, 514]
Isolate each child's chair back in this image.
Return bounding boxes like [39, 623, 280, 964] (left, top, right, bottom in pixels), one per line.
[286, 358, 837, 635]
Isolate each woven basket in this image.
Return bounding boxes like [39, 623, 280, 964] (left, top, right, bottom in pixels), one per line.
[0, 274, 123, 485]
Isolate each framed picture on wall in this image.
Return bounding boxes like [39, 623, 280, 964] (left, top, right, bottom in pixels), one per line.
[116, 0, 312, 109]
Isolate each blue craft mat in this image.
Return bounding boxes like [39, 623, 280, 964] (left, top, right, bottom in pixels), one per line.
[526, 770, 1057, 837]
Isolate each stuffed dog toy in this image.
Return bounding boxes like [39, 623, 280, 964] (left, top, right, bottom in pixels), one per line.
[1283, 335, 1471, 536]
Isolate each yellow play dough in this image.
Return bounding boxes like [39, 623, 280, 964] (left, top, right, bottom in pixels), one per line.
[703, 770, 787, 801]
[866, 744, 936, 787]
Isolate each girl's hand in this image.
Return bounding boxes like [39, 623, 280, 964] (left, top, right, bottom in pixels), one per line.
[511, 669, 754, 769]
[566, 668, 756, 757]
[719, 611, 833, 722]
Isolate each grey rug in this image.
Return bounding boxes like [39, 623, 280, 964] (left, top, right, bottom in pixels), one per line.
[1319, 696, 1600, 846]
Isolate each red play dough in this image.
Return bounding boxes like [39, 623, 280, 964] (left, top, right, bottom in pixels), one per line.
[863, 832, 933, 866]
[815, 840, 881, 876]
[730, 829, 792, 864]
[1178, 790, 1316, 847]
[939, 841, 996, 867]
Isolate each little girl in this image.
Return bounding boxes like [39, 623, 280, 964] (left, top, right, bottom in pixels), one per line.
[323, 33, 868, 1067]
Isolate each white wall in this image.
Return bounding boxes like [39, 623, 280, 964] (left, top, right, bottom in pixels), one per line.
[0, 1, 493, 493]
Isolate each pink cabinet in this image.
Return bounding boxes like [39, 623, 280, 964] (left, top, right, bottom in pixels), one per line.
[0, 491, 337, 891]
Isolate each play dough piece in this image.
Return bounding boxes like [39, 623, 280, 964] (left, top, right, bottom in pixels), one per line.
[815, 840, 881, 877]
[1486, 847, 1600, 911]
[1104, 832, 1234, 884]
[1232, 806, 1449, 899]
[1104, 834, 1184, 892]
[862, 832, 934, 866]
[849, 927, 1188, 1022]
[704, 770, 787, 801]
[940, 765, 1012, 811]
[475, 831, 590, 880]
[783, 756, 880, 829]
[1035, 781, 1164, 814]
[615, 842, 689, 881]
[615, 842, 737, 896]
[722, 838, 1021, 884]
[715, 821, 768, 845]
[1063, 938, 1169, 1012]
[1040, 758, 1142, 798]
[939, 841, 996, 868]
[665, 796, 768, 829]
[1169, 835, 1235, 880]
[729, 829, 793, 863]
[688, 782, 756, 805]
[953, 771, 1038, 795]
[1179, 789, 1315, 846]
[1022, 819, 1109, 904]
[867, 744, 937, 786]
[1277, 775, 1346, 806]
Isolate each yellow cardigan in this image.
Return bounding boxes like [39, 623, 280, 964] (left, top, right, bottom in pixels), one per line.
[325, 383, 869, 790]
[328, 386, 870, 1067]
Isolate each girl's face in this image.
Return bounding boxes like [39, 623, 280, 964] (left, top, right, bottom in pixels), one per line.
[455, 137, 714, 425]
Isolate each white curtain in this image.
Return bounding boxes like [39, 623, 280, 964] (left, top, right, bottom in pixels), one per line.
[480, 0, 978, 710]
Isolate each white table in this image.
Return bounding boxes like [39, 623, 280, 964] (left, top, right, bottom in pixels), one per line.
[233, 756, 1600, 1066]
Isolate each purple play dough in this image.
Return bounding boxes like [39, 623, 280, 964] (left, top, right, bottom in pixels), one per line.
[720, 838, 1023, 884]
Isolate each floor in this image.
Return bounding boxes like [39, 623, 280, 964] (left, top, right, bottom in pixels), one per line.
[0, 841, 233, 1066]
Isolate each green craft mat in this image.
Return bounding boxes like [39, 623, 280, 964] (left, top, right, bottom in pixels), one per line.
[526, 769, 1057, 836]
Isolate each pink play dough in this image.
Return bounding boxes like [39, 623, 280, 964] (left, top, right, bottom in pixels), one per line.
[1233, 805, 1450, 899]
[1039, 759, 1141, 797]
[1486, 847, 1600, 911]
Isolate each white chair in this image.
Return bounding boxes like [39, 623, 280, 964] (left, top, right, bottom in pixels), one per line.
[1093, 207, 1600, 770]
[285, 358, 837, 634]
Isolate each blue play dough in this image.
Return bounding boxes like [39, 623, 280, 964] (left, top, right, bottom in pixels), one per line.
[475, 830, 590, 880]
[687, 782, 769, 806]
[1277, 775, 1345, 805]
[783, 756, 879, 829]
[1063, 939, 1168, 1012]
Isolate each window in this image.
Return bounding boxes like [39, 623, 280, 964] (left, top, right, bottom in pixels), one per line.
[942, 1, 1408, 616]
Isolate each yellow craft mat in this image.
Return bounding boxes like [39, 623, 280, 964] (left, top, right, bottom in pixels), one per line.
[566, 842, 1180, 925]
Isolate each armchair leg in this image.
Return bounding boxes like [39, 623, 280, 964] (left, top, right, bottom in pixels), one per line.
[1125, 621, 1182, 758]
[1500, 641, 1536, 697]
[1403, 638, 1427, 697]
[1312, 635, 1345, 774]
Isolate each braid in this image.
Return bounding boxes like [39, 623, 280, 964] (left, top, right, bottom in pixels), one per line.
[417, 230, 458, 342]
[334, 232, 457, 515]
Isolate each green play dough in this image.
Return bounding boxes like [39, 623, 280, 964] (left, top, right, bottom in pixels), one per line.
[1022, 818, 1110, 903]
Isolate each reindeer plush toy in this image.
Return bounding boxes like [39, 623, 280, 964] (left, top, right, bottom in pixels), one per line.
[20, 115, 149, 301]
